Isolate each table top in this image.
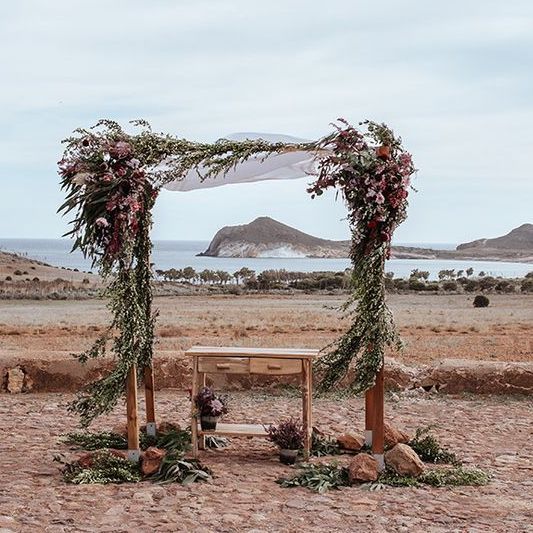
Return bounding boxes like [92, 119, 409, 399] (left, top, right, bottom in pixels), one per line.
[186, 345, 319, 359]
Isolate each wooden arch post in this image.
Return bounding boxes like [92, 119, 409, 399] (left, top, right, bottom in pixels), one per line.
[365, 366, 385, 470]
[144, 366, 156, 436]
[144, 253, 157, 437]
[126, 365, 140, 461]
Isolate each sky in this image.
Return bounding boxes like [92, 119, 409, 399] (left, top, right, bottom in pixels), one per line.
[0, 0, 532, 244]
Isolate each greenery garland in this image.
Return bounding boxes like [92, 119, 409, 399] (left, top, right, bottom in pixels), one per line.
[277, 462, 490, 493]
[58, 118, 415, 425]
[308, 120, 415, 392]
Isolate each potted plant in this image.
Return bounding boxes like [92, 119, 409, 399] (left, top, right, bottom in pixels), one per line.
[266, 418, 304, 465]
[194, 387, 228, 431]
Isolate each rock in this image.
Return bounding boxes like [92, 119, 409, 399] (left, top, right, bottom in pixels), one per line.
[384, 357, 418, 390]
[416, 359, 533, 395]
[5, 367, 27, 393]
[158, 421, 181, 434]
[384, 422, 410, 448]
[337, 433, 365, 452]
[348, 454, 378, 483]
[385, 443, 425, 477]
[77, 452, 94, 468]
[140, 447, 166, 476]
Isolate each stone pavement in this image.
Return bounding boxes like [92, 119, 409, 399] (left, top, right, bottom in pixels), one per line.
[0, 391, 531, 532]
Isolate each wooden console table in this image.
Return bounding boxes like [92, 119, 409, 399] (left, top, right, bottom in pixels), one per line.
[186, 346, 318, 459]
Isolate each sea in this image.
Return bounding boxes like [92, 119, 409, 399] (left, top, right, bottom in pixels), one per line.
[0, 238, 531, 281]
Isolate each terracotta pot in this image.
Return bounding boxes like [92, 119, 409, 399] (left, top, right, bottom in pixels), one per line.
[200, 416, 218, 431]
[376, 145, 391, 160]
[279, 449, 299, 465]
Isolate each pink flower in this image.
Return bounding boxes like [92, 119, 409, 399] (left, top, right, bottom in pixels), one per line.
[375, 192, 385, 204]
[95, 217, 109, 228]
[108, 141, 132, 160]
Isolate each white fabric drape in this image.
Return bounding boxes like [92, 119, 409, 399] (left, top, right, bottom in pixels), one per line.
[163, 132, 318, 192]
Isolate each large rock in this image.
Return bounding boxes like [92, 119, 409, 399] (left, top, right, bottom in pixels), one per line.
[158, 421, 181, 434]
[416, 359, 533, 395]
[141, 447, 166, 476]
[348, 454, 378, 483]
[384, 357, 418, 390]
[337, 434, 365, 452]
[5, 367, 32, 393]
[385, 443, 424, 477]
[384, 423, 410, 448]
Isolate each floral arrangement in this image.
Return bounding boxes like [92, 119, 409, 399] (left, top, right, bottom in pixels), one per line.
[59, 137, 158, 271]
[266, 418, 304, 450]
[194, 387, 228, 418]
[308, 119, 416, 392]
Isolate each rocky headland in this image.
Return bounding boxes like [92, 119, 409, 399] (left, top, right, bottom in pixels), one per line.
[199, 217, 533, 262]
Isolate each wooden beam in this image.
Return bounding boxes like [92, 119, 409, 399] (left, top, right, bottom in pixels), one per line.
[372, 365, 385, 470]
[144, 366, 156, 436]
[126, 365, 140, 461]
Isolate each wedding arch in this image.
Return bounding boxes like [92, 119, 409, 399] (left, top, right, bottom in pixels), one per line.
[58, 118, 416, 464]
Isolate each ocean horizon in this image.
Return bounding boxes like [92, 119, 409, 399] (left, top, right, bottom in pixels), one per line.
[0, 238, 531, 280]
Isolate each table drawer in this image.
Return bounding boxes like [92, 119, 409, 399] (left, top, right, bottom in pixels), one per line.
[198, 357, 249, 374]
[250, 358, 302, 375]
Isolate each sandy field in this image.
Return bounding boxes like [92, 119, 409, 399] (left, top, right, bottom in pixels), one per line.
[0, 390, 532, 532]
[1, 293, 532, 364]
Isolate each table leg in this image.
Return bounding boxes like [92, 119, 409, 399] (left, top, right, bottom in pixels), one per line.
[191, 357, 199, 458]
[302, 359, 311, 458]
[306, 359, 313, 453]
[199, 372, 206, 451]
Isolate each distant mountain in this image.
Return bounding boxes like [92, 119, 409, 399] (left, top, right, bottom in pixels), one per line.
[200, 218, 533, 263]
[457, 224, 533, 251]
[199, 217, 350, 258]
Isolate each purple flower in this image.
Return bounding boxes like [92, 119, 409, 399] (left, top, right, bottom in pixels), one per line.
[108, 141, 132, 160]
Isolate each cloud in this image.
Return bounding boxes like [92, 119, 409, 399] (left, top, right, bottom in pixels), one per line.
[0, 0, 531, 241]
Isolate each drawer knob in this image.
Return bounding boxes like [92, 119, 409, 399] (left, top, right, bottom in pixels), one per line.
[267, 364, 282, 370]
[216, 364, 231, 370]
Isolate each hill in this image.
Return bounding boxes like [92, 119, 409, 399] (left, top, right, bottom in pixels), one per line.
[457, 224, 533, 251]
[200, 218, 533, 262]
[199, 217, 351, 258]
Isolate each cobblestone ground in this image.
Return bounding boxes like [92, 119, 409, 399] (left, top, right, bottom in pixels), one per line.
[0, 391, 531, 532]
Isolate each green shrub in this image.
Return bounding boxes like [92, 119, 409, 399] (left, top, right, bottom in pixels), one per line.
[464, 280, 479, 292]
[479, 276, 497, 291]
[408, 279, 426, 291]
[495, 280, 514, 293]
[441, 281, 458, 292]
[521, 279, 533, 293]
[473, 295, 490, 308]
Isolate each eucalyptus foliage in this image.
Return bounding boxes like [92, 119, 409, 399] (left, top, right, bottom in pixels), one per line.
[56, 450, 142, 484]
[278, 462, 490, 493]
[408, 426, 461, 465]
